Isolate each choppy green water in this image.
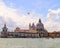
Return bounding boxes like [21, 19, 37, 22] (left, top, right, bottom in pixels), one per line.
[0, 38, 60, 48]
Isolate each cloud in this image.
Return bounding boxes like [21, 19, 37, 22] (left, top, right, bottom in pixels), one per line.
[44, 9, 60, 32]
[0, 0, 42, 31]
[0, 0, 60, 32]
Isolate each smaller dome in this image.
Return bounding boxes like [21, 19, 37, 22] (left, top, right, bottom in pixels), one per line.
[16, 27, 20, 30]
[14, 27, 20, 32]
[31, 23, 35, 30]
[31, 23, 35, 27]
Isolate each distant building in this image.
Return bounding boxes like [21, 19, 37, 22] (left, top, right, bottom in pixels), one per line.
[14, 19, 48, 37]
[1, 24, 8, 37]
[1, 19, 60, 38]
[48, 31, 60, 38]
[1, 18, 48, 38]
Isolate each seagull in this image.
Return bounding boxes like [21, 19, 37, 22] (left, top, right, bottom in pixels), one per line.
[27, 12, 30, 15]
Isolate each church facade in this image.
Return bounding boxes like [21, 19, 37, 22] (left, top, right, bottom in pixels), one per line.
[28, 19, 48, 37]
[1, 19, 48, 38]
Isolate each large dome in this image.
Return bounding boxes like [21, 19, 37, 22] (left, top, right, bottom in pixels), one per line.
[37, 22, 43, 27]
[36, 19, 44, 29]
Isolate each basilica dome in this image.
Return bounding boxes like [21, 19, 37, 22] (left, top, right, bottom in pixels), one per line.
[36, 19, 44, 30]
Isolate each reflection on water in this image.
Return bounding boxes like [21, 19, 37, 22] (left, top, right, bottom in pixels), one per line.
[0, 38, 60, 48]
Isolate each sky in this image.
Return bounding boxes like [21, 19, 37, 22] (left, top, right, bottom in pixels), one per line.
[0, 0, 60, 32]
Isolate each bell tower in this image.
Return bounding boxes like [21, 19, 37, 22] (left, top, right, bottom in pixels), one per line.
[1, 24, 8, 38]
[2, 24, 8, 32]
[29, 23, 31, 30]
[32, 23, 35, 30]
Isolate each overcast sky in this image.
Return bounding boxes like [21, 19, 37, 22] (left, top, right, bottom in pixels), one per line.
[0, 0, 60, 32]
